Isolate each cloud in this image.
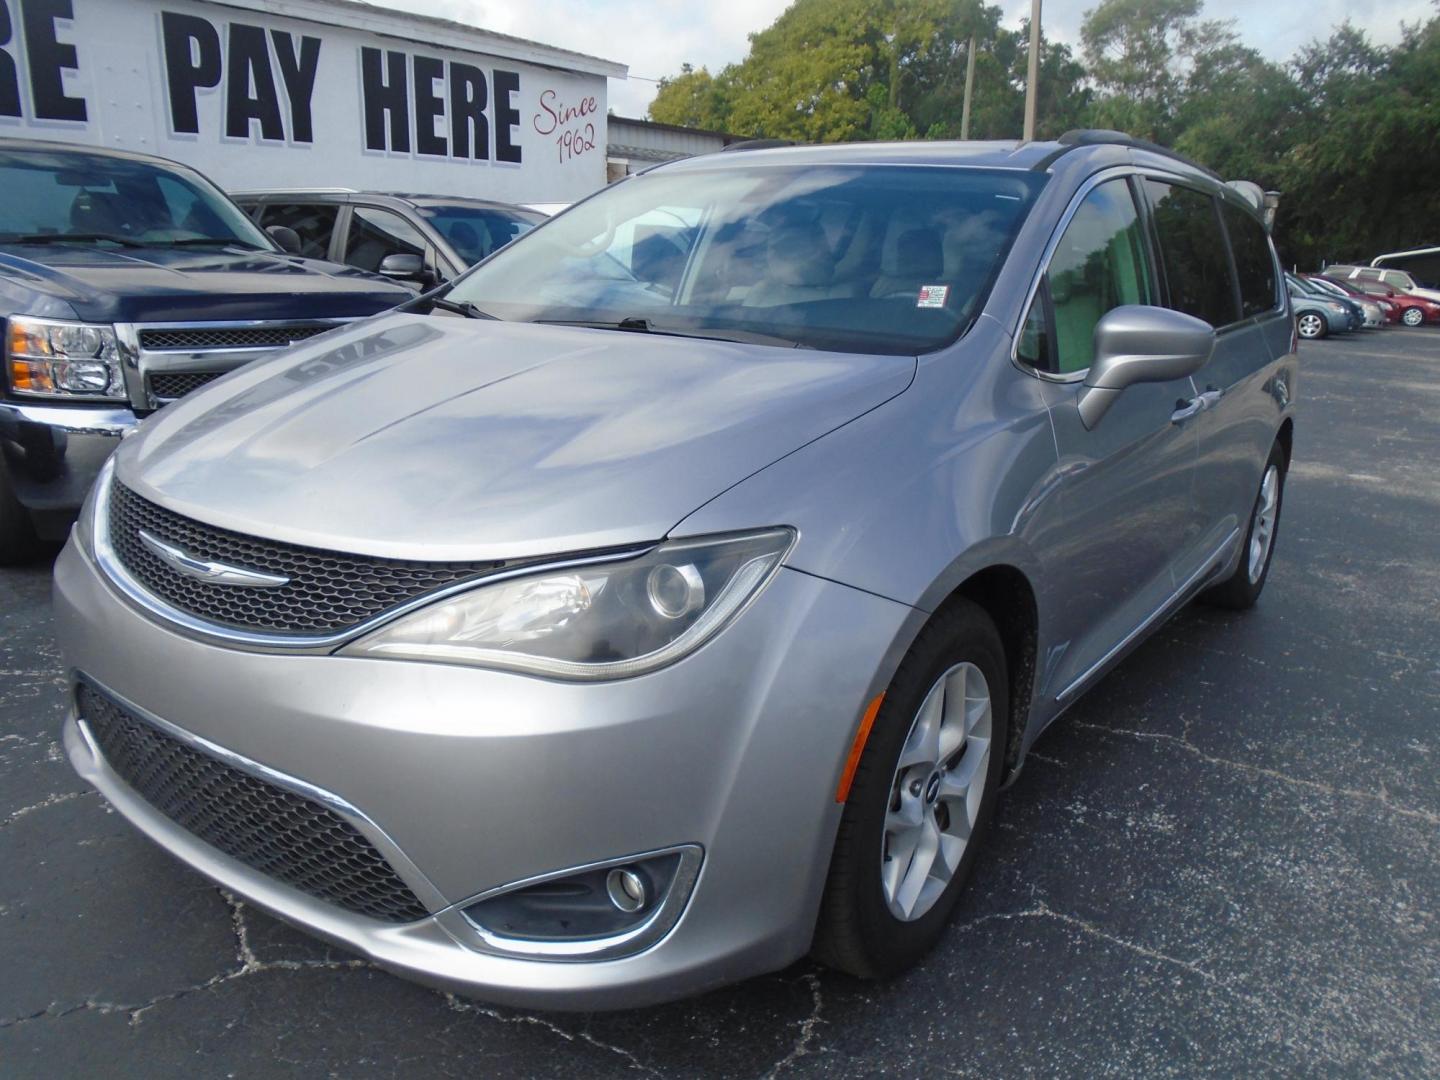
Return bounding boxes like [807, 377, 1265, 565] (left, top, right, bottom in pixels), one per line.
[997, 0, 1435, 62]
[371, 0, 1435, 118]
[373, 0, 791, 116]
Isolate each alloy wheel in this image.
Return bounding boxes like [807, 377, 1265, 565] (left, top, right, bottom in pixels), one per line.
[1248, 465, 1280, 584]
[1296, 313, 1324, 338]
[880, 662, 992, 922]
[1402, 307, 1424, 327]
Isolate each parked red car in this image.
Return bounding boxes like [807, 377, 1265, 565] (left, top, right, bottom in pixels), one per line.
[1303, 274, 1400, 324]
[1325, 274, 1440, 327]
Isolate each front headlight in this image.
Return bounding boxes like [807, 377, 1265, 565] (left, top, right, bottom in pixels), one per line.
[340, 528, 795, 679]
[7, 316, 125, 400]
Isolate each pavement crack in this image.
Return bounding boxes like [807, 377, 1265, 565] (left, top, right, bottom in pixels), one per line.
[950, 904, 1215, 981]
[764, 972, 826, 1077]
[0, 790, 93, 828]
[443, 993, 661, 1075]
[1, 895, 373, 1030]
[1073, 720, 1440, 826]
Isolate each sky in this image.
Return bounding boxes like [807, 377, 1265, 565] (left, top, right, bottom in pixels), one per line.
[386, 0, 1437, 117]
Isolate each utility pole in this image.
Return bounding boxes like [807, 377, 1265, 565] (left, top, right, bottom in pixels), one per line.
[960, 34, 976, 140]
[1023, 0, 1041, 141]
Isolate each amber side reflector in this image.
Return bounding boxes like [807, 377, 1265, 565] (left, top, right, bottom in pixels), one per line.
[835, 693, 886, 803]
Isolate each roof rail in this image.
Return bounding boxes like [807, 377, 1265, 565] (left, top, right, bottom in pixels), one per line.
[721, 139, 794, 152]
[1031, 129, 1220, 180]
[229, 187, 358, 195]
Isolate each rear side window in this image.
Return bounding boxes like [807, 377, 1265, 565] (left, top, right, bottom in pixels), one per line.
[1221, 202, 1277, 317]
[1144, 180, 1238, 327]
[259, 203, 338, 260]
[1043, 178, 1154, 374]
[345, 206, 426, 272]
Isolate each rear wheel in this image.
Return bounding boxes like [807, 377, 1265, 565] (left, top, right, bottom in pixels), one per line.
[1401, 307, 1424, 327]
[0, 461, 44, 566]
[1296, 312, 1326, 339]
[1201, 442, 1286, 610]
[812, 599, 1007, 979]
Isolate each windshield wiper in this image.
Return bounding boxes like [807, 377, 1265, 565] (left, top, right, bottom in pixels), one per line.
[536, 317, 811, 349]
[160, 237, 268, 250]
[427, 295, 498, 320]
[4, 232, 145, 248]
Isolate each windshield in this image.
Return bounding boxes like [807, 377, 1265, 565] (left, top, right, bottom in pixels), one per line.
[0, 148, 272, 250]
[417, 204, 543, 265]
[444, 164, 1045, 355]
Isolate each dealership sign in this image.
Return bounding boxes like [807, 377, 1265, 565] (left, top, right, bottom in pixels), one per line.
[0, 0, 625, 201]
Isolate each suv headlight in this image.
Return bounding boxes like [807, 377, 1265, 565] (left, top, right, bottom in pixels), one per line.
[341, 528, 794, 679]
[7, 316, 125, 400]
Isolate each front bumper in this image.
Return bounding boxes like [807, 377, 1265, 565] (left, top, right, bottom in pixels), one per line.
[0, 402, 137, 535]
[54, 537, 915, 1009]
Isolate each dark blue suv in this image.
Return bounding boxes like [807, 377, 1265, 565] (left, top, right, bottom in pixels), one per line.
[0, 139, 412, 562]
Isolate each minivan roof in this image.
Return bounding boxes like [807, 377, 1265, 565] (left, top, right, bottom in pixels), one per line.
[653, 132, 1230, 196]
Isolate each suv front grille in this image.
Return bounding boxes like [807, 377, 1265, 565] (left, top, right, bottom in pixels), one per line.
[77, 683, 430, 923]
[138, 326, 335, 351]
[107, 481, 505, 635]
[147, 371, 225, 401]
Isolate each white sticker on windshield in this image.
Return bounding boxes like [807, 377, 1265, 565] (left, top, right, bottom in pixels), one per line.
[917, 285, 949, 308]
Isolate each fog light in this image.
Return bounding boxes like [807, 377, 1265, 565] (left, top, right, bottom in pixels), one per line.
[606, 867, 647, 912]
[460, 845, 702, 960]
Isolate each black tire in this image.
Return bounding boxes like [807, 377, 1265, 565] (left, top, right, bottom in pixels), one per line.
[811, 598, 1008, 979]
[1201, 441, 1286, 610]
[1401, 307, 1424, 327]
[0, 460, 44, 566]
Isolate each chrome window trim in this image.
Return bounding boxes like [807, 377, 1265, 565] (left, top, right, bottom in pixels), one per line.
[88, 457, 655, 654]
[1009, 164, 1282, 382]
[71, 672, 450, 917]
[1008, 165, 1153, 382]
[440, 845, 705, 962]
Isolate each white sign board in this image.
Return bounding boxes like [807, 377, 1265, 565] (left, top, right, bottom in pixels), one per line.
[0, 0, 622, 202]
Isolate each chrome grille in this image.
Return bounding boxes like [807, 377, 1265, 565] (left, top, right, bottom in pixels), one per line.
[138, 325, 335, 351]
[107, 481, 505, 635]
[77, 683, 430, 923]
[148, 371, 225, 401]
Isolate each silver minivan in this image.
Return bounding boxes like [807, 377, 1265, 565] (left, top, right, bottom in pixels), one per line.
[54, 132, 1297, 1009]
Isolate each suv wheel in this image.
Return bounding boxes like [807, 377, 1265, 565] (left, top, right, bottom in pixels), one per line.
[1296, 312, 1326, 339]
[1401, 307, 1424, 327]
[812, 599, 1007, 978]
[0, 461, 44, 565]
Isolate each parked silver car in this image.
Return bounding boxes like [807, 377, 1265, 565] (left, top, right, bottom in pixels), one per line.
[55, 132, 1296, 1010]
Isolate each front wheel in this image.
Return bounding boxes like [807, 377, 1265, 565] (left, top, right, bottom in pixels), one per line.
[1201, 442, 1286, 610]
[812, 599, 1007, 979]
[1296, 312, 1326, 339]
[0, 461, 44, 566]
[1401, 307, 1424, 327]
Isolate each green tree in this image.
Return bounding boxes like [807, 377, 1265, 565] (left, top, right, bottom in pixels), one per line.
[1080, 0, 1235, 141]
[649, 64, 731, 130]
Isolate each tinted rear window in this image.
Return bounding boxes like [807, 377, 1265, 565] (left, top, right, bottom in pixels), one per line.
[1221, 202, 1277, 317]
[1144, 180, 1238, 327]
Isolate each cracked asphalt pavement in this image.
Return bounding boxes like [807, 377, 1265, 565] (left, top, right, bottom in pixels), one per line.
[3, 329, 1438, 1077]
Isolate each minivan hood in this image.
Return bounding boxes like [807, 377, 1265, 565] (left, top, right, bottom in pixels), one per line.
[0, 244, 410, 323]
[117, 314, 915, 560]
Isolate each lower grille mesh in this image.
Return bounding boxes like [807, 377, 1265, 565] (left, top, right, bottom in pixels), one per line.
[77, 683, 430, 924]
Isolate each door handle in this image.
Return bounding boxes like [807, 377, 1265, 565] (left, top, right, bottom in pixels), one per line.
[1172, 388, 1224, 423]
[1171, 398, 1203, 423]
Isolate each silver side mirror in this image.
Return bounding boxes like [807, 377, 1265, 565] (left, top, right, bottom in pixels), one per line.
[1077, 305, 1215, 428]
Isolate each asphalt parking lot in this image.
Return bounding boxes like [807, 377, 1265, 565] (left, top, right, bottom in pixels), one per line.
[2, 327, 1438, 1078]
